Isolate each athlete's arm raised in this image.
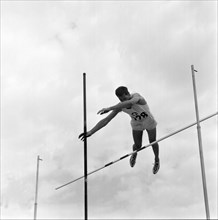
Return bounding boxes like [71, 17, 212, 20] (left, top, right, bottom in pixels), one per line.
[98, 93, 145, 115]
[79, 109, 121, 141]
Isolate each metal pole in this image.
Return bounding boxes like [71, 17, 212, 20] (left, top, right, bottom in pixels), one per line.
[55, 112, 217, 190]
[83, 73, 88, 220]
[34, 155, 42, 220]
[191, 65, 210, 220]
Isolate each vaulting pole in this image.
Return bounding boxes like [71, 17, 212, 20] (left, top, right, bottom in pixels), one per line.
[34, 155, 42, 220]
[83, 73, 88, 220]
[55, 112, 217, 190]
[191, 65, 210, 220]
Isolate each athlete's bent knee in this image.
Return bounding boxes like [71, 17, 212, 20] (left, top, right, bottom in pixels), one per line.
[133, 143, 141, 151]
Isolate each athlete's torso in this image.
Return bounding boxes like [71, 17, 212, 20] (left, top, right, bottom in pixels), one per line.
[122, 93, 155, 122]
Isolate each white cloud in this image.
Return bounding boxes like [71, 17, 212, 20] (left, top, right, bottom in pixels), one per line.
[1, 1, 217, 219]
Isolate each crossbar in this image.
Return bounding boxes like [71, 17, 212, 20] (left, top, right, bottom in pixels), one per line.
[55, 112, 217, 190]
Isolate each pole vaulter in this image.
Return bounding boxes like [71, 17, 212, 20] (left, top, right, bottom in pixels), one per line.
[56, 112, 217, 190]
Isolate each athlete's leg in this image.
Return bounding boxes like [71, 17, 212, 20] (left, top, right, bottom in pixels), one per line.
[130, 130, 143, 167]
[146, 128, 159, 161]
[132, 129, 143, 150]
[146, 128, 160, 174]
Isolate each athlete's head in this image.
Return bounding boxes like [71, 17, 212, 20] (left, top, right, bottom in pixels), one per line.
[115, 86, 131, 102]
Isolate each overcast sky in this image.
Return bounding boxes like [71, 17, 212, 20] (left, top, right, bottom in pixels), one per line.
[1, 1, 217, 219]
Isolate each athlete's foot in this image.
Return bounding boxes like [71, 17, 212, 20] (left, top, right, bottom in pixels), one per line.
[153, 159, 160, 174]
[130, 152, 137, 167]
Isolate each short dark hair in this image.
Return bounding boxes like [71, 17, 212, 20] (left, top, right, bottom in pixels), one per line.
[115, 86, 130, 97]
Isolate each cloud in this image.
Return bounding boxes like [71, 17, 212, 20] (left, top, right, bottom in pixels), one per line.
[1, 1, 217, 219]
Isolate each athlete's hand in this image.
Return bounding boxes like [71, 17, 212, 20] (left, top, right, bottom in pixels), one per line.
[97, 108, 110, 115]
[78, 131, 92, 141]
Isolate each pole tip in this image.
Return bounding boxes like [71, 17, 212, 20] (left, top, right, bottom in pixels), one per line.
[191, 65, 198, 72]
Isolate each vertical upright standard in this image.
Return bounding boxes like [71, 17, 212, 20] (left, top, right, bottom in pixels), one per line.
[34, 155, 42, 220]
[191, 65, 210, 220]
[83, 73, 88, 220]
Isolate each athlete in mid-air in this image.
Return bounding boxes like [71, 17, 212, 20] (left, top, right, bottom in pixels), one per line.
[79, 86, 160, 174]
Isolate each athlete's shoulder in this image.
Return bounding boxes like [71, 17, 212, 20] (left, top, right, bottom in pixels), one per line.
[131, 93, 146, 104]
[131, 92, 140, 96]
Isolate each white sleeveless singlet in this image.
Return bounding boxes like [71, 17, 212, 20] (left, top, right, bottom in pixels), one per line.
[122, 93, 157, 131]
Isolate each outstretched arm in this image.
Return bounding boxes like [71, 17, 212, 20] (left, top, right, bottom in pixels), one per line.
[79, 109, 120, 141]
[98, 94, 142, 115]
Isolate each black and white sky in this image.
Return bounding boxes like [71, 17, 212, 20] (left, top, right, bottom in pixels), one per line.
[1, 1, 217, 219]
